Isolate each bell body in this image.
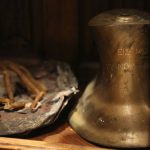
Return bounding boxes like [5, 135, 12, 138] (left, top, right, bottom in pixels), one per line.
[69, 9, 150, 148]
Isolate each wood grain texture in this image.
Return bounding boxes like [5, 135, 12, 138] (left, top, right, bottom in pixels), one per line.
[0, 0, 149, 65]
[31, 123, 93, 146]
[0, 124, 110, 150]
[0, 137, 106, 150]
[0, 0, 37, 58]
[42, 0, 79, 63]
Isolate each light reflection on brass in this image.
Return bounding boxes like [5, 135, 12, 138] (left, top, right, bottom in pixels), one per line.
[69, 9, 150, 148]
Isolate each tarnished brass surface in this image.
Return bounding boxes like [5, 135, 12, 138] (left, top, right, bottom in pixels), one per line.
[69, 9, 150, 148]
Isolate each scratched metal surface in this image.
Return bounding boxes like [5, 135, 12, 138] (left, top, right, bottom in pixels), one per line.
[0, 61, 78, 135]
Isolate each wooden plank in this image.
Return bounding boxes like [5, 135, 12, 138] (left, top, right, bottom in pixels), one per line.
[134, 0, 145, 9]
[0, 137, 107, 150]
[31, 123, 93, 147]
[109, 0, 123, 9]
[43, 0, 79, 64]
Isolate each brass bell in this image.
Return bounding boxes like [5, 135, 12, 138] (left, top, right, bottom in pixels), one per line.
[69, 9, 150, 148]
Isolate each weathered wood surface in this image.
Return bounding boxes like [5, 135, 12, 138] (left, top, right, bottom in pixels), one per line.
[0, 124, 111, 150]
[0, 137, 107, 150]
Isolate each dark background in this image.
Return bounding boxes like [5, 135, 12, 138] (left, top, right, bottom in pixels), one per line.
[0, 0, 149, 81]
